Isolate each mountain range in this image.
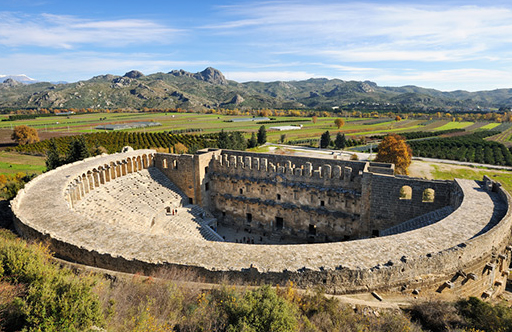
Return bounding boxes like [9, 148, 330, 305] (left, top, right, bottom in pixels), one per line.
[1, 67, 511, 111]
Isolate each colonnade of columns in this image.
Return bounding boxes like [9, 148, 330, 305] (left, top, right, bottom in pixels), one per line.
[64, 153, 155, 208]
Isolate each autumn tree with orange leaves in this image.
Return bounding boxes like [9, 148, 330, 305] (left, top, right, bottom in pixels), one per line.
[334, 118, 345, 129]
[11, 125, 39, 145]
[375, 134, 412, 175]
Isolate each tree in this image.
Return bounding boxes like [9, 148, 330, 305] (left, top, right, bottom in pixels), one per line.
[312, 116, 318, 124]
[375, 134, 412, 175]
[229, 131, 248, 151]
[335, 132, 347, 149]
[248, 132, 258, 148]
[65, 136, 90, 163]
[217, 130, 230, 149]
[45, 139, 63, 171]
[395, 115, 402, 121]
[257, 125, 267, 145]
[334, 118, 345, 129]
[11, 125, 39, 145]
[320, 131, 331, 149]
[280, 134, 286, 144]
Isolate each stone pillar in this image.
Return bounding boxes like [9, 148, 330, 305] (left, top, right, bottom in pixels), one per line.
[261, 158, 268, 172]
[244, 156, 252, 169]
[93, 171, 100, 188]
[115, 163, 121, 178]
[343, 166, 352, 183]
[238, 156, 244, 168]
[285, 161, 292, 174]
[98, 169, 105, 185]
[304, 162, 313, 177]
[230, 155, 237, 168]
[322, 164, 332, 179]
[78, 180, 86, 197]
[253, 158, 260, 171]
[110, 164, 116, 179]
[105, 166, 111, 182]
[121, 162, 127, 176]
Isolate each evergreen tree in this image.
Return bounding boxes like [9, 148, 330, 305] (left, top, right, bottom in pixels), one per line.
[45, 139, 62, 171]
[66, 136, 90, 163]
[229, 131, 248, 151]
[257, 125, 267, 145]
[320, 131, 331, 149]
[217, 129, 229, 149]
[335, 132, 347, 149]
[248, 132, 258, 148]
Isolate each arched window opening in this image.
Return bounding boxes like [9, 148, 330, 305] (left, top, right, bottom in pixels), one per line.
[422, 188, 435, 203]
[400, 185, 412, 200]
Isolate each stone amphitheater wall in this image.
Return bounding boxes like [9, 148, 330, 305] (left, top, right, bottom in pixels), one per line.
[10, 149, 512, 299]
[361, 172, 456, 233]
[155, 150, 456, 239]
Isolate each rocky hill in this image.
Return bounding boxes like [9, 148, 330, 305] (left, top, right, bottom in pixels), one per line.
[1, 67, 511, 111]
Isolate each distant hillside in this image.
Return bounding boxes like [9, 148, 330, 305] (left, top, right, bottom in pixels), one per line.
[1, 67, 511, 111]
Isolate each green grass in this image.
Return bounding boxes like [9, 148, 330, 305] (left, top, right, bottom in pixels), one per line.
[478, 123, 500, 130]
[0, 151, 46, 175]
[434, 121, 474, 131]
[431, 165, 512, 194]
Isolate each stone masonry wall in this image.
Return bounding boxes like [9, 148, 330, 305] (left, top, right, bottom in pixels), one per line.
[361, 172, 455, 233]
[10, 149, 512, 300]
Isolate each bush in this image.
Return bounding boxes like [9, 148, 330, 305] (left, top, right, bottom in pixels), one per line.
[457, 297, 512, 332]
[410, 299, 463, 331]
[0, 229, 104, 331]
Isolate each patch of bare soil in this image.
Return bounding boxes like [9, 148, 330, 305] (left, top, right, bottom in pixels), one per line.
[408, 160, 435, 179]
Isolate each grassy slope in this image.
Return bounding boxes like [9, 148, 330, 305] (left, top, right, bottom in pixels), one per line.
[430, 164, 512, 194]
[0, 151, 46, 175]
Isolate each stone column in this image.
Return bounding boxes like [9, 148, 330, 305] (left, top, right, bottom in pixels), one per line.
[304, 162, 313, 177]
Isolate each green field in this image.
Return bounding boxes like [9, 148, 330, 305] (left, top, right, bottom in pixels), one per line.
[0, 151, 45, 176]
[479, 122, 500, 130]
[1, 111, 503, 147]
[433, 121, 474, 131]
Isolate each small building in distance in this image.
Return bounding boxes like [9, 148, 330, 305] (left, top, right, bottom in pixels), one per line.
[269, 124, 303, 131]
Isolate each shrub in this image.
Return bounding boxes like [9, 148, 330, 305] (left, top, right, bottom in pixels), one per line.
[410, 299, 463, 331]
[457, 297, 512, 332]
[0, 229, 104, 331]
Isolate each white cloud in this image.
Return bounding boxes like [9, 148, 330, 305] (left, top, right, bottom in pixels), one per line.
[209, 2, 512, 63]
[0, 12, 182, 49]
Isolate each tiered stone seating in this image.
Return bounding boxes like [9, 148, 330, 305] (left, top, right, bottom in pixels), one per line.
[73, 167, 223, 241]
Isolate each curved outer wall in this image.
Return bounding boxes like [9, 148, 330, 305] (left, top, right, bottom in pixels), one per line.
[11, 150, 512, 299]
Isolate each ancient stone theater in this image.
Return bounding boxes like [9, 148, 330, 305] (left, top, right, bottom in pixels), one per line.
[11, 148, 512, 299]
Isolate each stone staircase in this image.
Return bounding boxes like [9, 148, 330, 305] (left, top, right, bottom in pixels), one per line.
[381, 206, 455, 236]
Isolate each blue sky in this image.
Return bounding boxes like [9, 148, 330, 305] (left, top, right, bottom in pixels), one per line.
[1, 0, 512, 91]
